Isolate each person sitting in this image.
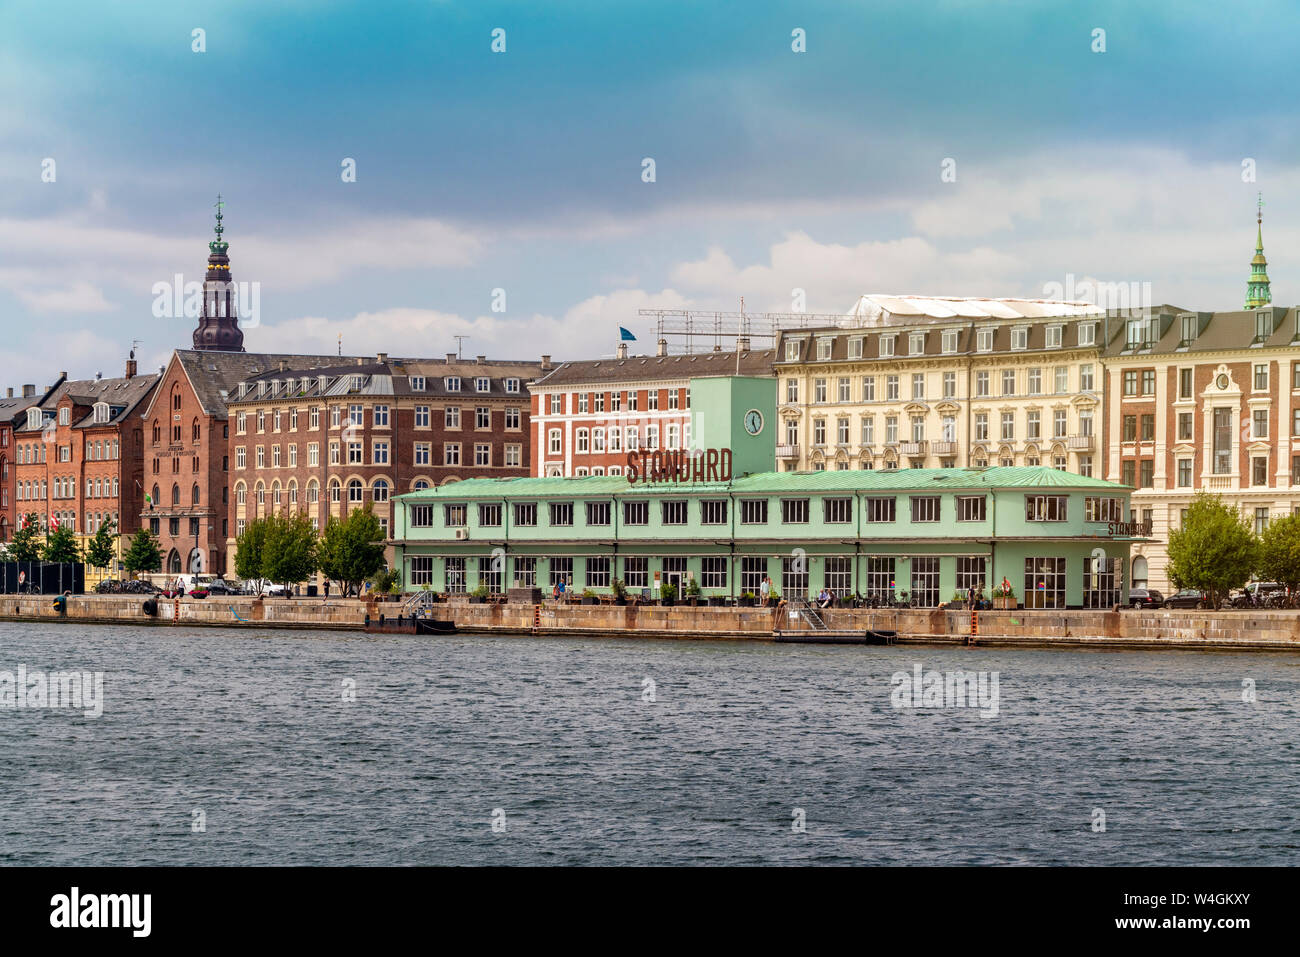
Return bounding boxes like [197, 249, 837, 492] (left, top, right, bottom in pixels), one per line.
[818, 588, 832, 609]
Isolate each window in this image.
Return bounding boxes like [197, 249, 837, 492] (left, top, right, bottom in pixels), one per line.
[585, 556, 611, 589]
[1294, 408, 1300, 437]
[1080, 364, 1094, 391]
[474, 443, 490, 466]
[512, 502, 537, 526]
[740, 499, 768, 524]
[911, 373, 924, 400]
[373, 405, 389, 427]
[1001, 412, 1015, 441]
[879, 335, 895, 358]
[976, 328, 993, 352]
[1253, 408, 1270, 439]
[860, 416, 874, 446]
[512, 556, 536, 588]
[864, 497, 895, 522]
[586, 501, 610, 526]
[623, 501, 649, 525]
[1178, 412, 1193, 441]
[1253, 457, 1268, 487]
[943, 372, 956, 398]
[348, 441, 363, 464]
[1213, 408, 1233, 474]
[974, 414, 988, 441]
[865, 557, 896, 597]
[549, 557, 572, 588]
[1045, 325, 1062, 348]
[785, 379, 799, 404]
[1054, 367, 1068, 394]
[956, 557, 987, 596]
[838, 377, 851, 402]
[547, 429, 561, 455]
[1255, 507, 1269, 534]
[1123, 415, 1137, 442]
[1140, 414, 1154, 441]
[814, 378, 827, 404]
[1078, 322, 1096, 346]
[1024, 556, 1067, 609]
[700, 500, 727, 524]
[886, 375, 899, 400]
[1123, 371, 1138, 396]
[442, 503, 467, 527]
[781, 498, 809, 523]
[661, 500, 688, 525]
[1027, 410, 1040, 441]
[373, 440, 389, 464]
[1025, 495, 1067, 521]
[942, 329, 958, 354]
[910, 557, 940, 607]
[549, 502, 573, 526]
[956, 495, 986, 522]
[837, 418, 849, 445]
[909, 332, 925, 355]
[1083, 556, 1122, 608]
[813, 419, 826, 446]
[478, 503, 501, 526]
[1122, 460, 1136, 486]
[1053, 409, 1067, 439]
[1027, 368, 1041, 395]
[1177, 459, 1192, 487]
[910, 496, 939, 522]
[475, 407, 490, 429]
[823, 497, 852, 523]
[1011, 327, 1028, 350]
[885, 416, 898, 444]
[816, 338, 833, 360]
[1139, 459, 1153, 487]
[782, 555, 809, 597]
[1001, 369, 1015, 396]
[444, 443, 461, 466]
[861, 376, 875, 402]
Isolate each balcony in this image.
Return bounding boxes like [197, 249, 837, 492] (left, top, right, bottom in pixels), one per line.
[931, 440, 957, 456]
[1205, 475, 1236, 490]
[900, 441, 927, 456]
[776, 444, 800, 459]
[1068, 434, 1094, 451]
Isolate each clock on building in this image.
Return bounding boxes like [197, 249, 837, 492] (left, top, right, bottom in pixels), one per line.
[743, 409, 764, 435]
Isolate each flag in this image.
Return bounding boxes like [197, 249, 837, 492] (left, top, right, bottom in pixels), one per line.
[145, 492, 153, 510]
[49, 514, 59, 530]
[619, 327, 636, 341]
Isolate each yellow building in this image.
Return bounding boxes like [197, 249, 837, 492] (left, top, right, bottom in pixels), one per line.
[774, 297, 1103, 475]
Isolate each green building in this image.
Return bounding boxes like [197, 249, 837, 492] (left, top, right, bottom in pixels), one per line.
[391, 466, 1142, 608]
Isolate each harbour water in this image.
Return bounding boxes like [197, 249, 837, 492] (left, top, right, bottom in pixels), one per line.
[1, 621, 1297, 865]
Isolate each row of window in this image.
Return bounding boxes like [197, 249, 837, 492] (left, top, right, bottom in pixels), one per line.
[415, 552, 1120, 608]
[235, 405, 522, 434]
[15, 439, 122, 464]
[543, 389, 688, 416]
[21, 511, 120, 535]
[234, 441, 523, 469]
[235, 477, 392, 506]
[16, 476, 122, 500]
[800, 408, 1092, 447]
[792, 365, 1096, 405]
[233, 510, 387, 538]
[787, 323, 1097, 364]
[1133, 454, 1300, 490]
[566, 423, 690, 455]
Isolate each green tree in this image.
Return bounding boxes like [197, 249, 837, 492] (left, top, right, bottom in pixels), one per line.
[1166, 492, 1260, 609]
[318, 505, 386, 597]
[43, 523, 82, 564]
[234, 517, 268, 584]
[1257, 513, 1300, 595]
[7, 513, 43, 562]
[84, 518, 118, 571]
[122, 528, 163, 576]
[261, 512, 318, 595]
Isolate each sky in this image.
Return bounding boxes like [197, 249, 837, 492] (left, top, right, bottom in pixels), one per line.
[2, 0, 1298, 386]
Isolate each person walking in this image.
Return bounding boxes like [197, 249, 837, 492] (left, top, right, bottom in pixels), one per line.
[323, 579, 331, 599]
[760, 575, 772, 606]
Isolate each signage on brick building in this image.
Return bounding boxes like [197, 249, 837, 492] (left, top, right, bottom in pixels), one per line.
[626, 448, 733, 484]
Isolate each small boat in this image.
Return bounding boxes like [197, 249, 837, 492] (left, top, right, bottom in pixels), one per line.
[416, 618, 457, 635]
[773, 628, 897, 646]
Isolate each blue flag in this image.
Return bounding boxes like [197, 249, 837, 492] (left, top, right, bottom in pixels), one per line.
[619, 326, 637, 341]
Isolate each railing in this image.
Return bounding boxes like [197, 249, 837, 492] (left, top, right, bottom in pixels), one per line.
[775, 444, 800, 458]
[900, 441, 927, 456]
[1205, 475, 1236, 490]
[931, 440, 957, 456]
[402, 590, 439, 617]
[778, 596, 828, 633]
[1068, 434, 1094, 450]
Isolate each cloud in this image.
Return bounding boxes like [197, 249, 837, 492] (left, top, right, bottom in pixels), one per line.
[14, 280, 113, 313]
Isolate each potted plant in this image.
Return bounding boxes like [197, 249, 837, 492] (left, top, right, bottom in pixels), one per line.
[992, 584, 1016, 609]
[370, 568, 400, 602]
[611, 578, 627, 606]
[581, 588, 600, 606]
[684, 578, 701, 606]
[189, 588, 209, 600]
[738, 591, 756, 607]
[469, 582, 490, 604]
[707, 592, 729, 607]
[948, 590, 967, 610]
[767, 588, 781, 607]
[660, 582, 678, 606]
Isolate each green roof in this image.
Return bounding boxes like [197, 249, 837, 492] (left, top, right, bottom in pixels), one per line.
[396, 466, 1129, 501]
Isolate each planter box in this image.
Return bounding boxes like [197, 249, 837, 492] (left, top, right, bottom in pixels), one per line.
[581, 596, 598, 605]
[707, 597, 729, 607]
[737, 597, 756, 607]
[993, 597, 1017, 610]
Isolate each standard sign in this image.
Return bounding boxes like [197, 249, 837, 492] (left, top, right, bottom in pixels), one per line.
[626, 448, 733, 484]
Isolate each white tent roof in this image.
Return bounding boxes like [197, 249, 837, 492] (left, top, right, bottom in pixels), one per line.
[845, 295, 1101, 326]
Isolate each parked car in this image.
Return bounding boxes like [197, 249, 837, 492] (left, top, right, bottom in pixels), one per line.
[1163, 589, 1208, 609]
[1128, 588, 1164, 609]
[204, 578, 241, 595]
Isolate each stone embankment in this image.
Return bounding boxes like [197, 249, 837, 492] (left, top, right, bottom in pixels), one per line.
[3, 594, 1299, 651]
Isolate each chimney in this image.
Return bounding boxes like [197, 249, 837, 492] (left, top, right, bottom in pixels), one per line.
[476, 355, 486, 364]
[713, 345, 722, 352]
[446, 353, 457, 363]
[737, 335, 751, 352]
[22, 384, 34, 398]
[616, 342, 629, 359]
[377, 352, 388, 363]
[540, 354, 552, 370]
[278, 359, 288, 372]
[125, 357, 136, 379]
[656, 338, 668, 357]
[6, 388, 12, 398]
[356, 357, 365, 366]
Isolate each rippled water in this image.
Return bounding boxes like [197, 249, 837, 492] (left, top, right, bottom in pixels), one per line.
[1, 621, 1298, 865]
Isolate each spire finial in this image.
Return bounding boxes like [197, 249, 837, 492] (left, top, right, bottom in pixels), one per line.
[214, 193, 225, 240]
[1245, 193, 1272, 309]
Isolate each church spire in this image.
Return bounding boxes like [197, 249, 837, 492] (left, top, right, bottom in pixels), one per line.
[192, 195, 245, 352]
[1245, 192, 1272, 309]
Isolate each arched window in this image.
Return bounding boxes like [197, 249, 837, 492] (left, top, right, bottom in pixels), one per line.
[306, 480, 319, 504]
[112, 477, 118, 497]
[272, 481, 282, 506]
[288, 481, 298, 505]
[235, 482, 246, 505]
[1132, 556, 1148, 590]
[413, 479, 430, 491]
[372, 479, 389, 502]
[191, 483, 200, 505]
[347, 479, 364, 503]
[255, 482, 266, 506]
[329, 479, 341, 503]
[171, 483, 180, 506]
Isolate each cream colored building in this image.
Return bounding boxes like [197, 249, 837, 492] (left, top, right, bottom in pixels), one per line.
[774, 297, 1104, 475]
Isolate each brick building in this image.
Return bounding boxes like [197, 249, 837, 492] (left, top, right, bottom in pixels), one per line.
[528, 342, 775, 477]
[10, 357, 159, 575]
[0, 381, 61, 542]
[224, 353, 542, 578]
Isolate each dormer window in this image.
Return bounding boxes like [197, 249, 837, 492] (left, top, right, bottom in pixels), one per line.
[879, 335, 896, 358]
[1255, 310, 1272, 342]
[285, 378, 295, 393]
[1010, 326, 1028, 350]
[909, 332, 925, 355]
[941, 329, 958, 354]
[1125, 317, 1152, 350]
[848, 337, 864, 359]
[445, 376, 461, 392]
[258, 381, 269, 396]
[784, 339, 800, 361]
[505, 378, 520, 393]
[26, 408, 40, 430]
[475, 376, 490, 392]
[319, 376, 330, 393]
[351, 375, 364, 391]
[410, 376, 426, 392]
[816, 338, 833, 361]
[1179, 315, 1197, 346]
[1045, 325, 1063, 348]
[58, 407, 70, 426]
[976, 328, 994, 352]
[93, 402, 110, 424]
[1077, 322, 1096, 347]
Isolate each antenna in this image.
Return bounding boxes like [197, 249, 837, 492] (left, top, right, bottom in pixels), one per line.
[454, 336, 468, 360]
[337, 332, 342, 357]
[130, 339, 140, 361]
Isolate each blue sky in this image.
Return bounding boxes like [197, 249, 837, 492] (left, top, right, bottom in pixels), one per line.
[2, 0, 1297, 383]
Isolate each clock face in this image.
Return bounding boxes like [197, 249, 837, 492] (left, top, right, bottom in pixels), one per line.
[1216, 373, 1229, 390]
[744, 409, 763, 435]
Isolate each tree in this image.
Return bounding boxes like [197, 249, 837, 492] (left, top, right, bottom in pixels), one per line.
[84, 518, 118, 571]
[7, 514, 43, 562]
[122, 528, 163, 576]
[234, 517, 268, 584]
[1166, 492, 1260, 609]
[43, 523, 82, 564]
[318, 505, 386, 596]
[261, 512, 318, 594]
[1257, 513, 1300, 595]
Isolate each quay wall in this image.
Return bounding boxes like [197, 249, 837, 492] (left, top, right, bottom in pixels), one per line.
[1, 595, 1299, 651]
